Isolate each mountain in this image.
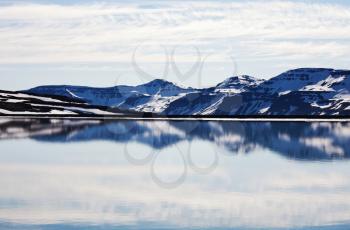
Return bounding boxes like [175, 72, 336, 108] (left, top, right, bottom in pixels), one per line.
[26, 79, 196, 114]
[161, 75, 263, 115]
[10, 68, 350, 116]
[236, 68, 350, 115]
[0, 90, 133, 116]
[215, 75, 263, 93]
[256, 68, 335, 94]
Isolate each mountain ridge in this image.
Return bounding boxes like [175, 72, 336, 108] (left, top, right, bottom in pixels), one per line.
[2, 67, 349, 116]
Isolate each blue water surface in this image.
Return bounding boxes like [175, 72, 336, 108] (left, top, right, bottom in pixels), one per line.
[0, 119, 349, 230]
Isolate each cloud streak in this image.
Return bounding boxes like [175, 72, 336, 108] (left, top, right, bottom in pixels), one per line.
[0, 1, 350, 64]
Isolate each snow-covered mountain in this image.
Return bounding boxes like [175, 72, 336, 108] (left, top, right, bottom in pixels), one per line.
[0, 90, 132, 116]
[9, 68, 350, 116]
[161, 75, 263, 115]
[26, 79, 196, 114]
[237, 68, 350, 115]
[215, 75, 263, 93]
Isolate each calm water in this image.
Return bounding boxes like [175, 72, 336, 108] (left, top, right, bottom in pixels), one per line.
[0, 119, 350, 230]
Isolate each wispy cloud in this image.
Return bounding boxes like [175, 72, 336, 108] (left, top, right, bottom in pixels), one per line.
[0, 1, 350, 64]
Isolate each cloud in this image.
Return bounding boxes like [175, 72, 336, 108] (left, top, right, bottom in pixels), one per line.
[0, 1, 349, 64]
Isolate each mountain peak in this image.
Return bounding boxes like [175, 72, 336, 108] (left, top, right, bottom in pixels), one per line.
[277, 68, 334, 78]
[286, 68, 334, 73]
[255, 67, 348, 96]
[135, 78, 192, 97]
[141, 79, 174, 87]
[216, 75, 263, 89]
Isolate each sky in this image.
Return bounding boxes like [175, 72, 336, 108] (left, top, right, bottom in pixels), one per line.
[0, 0, 350, 90]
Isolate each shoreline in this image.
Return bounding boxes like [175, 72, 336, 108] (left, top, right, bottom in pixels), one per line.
[0, 115, 349, 122]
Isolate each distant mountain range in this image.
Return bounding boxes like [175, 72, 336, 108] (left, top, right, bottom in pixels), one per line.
[0, 68, 349, 116]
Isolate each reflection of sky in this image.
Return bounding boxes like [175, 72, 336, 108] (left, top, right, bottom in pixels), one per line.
[0, 137, 350, 229]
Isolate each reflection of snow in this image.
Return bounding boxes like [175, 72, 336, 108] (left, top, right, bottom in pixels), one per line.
[0, 119, 350, 228]
[278, 133, 291, 142]
[0, 119, 349, 160]
[300, 137, 344, 156]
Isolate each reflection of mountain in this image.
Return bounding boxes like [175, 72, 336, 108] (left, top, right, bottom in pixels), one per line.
[0, 119, 349, 161]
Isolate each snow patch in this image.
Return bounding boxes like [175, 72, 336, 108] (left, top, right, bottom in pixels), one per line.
[66, 89, 82, 99]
